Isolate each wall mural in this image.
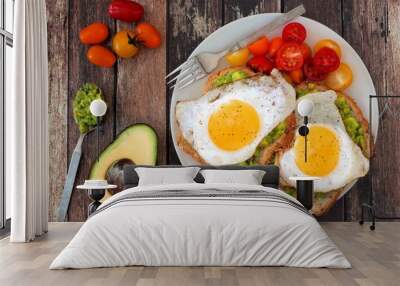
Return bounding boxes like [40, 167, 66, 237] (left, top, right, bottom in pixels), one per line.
[47, 0, 400, 222]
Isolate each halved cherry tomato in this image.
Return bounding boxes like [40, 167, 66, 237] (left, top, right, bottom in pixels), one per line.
[325, 63, 353, 90]
[267, 37, 284, 57]
[282, 22, 307, 43]
[135, 23, 161, 48]
[275, 42, 304, 71]
[247, 36, 269, 56]
[314, 39, 341, 58]
[299, 43, 311, 60]
[87, 45, 116, 68]
[303, 59, 328, 81]
[313, 47, 340, 73]
[247, 56, 274, 74]
[112, 30, 139, 58]
[225, 48, 249, 67]
[79, 23, 109, 45]
[289, 68, 304, 84]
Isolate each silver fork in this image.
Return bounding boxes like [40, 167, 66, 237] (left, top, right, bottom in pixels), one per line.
[166, 4, 306, 90]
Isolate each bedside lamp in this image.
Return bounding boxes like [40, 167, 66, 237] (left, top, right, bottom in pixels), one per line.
[291, 98, 317, 211]
[90, 99, 107, 162]
[297, 99, 314, 162]
[77, 99, 114, 217]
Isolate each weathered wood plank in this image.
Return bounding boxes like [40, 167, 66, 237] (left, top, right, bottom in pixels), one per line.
[167, 0, 224, 164]
[284, 0, 344, 221]
[284, 0, 341, 32]
[223, 0, 281, 23]
[46, 0, 68, 222]
[342, 0, 388, 220]
[67, 0, 116, 221]
[46, 0, 399, 221]
[116, 0, 167, 165]
[373, 0, 400, 218]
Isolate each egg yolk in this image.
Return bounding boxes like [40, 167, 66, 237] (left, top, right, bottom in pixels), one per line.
[208, 100, 260, 151]
[294, 125, 340, 176]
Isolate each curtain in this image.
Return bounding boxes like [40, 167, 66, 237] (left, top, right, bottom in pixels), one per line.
[9, 0, 49, 242]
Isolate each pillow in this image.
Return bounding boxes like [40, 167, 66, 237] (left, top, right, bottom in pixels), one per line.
[200, 169, 266, 185]
[135, 167, 200, 186]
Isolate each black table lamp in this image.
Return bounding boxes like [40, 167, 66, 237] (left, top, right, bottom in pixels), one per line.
[89, 99, 107, 161]
[297, 98, 314, 162]
[82, 99, 109, 216]
[293, 98, 316, 211]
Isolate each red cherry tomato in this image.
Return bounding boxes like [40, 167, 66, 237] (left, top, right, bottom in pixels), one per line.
[299, 43, 311, 60]
[313, 47, 340, 73]
[275, 42, 304, 71]
[303, 59, 328, 81]
[267, 37, 284, 57]
[289, 69, 304, 84]
[282, 22, 307, 43]
[247, 56, 274, 75]
[247, 36, 269, 56]
[87, 45, 116, 68]
[79, 23, 109, 45]
[135, 23, 162, 48]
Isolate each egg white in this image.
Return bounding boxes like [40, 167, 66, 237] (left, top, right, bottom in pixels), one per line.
[176, 69, 296, 165]
[279, 91, 369, 192]
[280, 123, 369, 192]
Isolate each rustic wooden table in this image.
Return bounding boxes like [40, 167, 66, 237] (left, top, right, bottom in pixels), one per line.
[46, 0, 399, 222]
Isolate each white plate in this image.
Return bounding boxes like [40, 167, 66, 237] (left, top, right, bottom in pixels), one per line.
[170, 14, 378, 196]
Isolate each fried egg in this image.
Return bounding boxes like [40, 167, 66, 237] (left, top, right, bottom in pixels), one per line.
[176, 69, 296, 165]
[279, 91, 369, 192]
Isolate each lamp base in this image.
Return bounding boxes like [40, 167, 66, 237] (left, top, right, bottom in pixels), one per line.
[296, 180, 313, 210]
[87, 189, 105, 216]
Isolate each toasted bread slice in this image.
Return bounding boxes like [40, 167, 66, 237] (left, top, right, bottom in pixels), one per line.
[176, 130, 206, 164]
[296, 82, 372, 158]
[278, 176, 342, 217]
[204, 66, 256, 93]
[257, 113, 297, 164]
[177, 66, 255, 164]
[276, 87, 372, 216]
[177, 113, 296, 165]
[176, 67, 296, 165]
[312, 189, 342, 216]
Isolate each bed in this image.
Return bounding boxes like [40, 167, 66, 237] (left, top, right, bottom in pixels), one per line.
[50, 165, 350, 269]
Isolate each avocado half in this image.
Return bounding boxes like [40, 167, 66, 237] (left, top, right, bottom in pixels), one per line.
[89, 123, 158, 181]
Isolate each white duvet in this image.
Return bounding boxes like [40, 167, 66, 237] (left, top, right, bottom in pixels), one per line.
[50, 183, 350, 269]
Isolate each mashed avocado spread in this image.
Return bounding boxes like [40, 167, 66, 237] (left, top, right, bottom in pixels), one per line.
[335, 95, 366, 150]
[212, 70, 248, 88]
[295, 83, 320, 98]
[240, 121, 287, 166]
[296, 84, 366, 150]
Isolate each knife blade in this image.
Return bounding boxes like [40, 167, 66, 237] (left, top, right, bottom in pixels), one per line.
[56, 133, 86, 222]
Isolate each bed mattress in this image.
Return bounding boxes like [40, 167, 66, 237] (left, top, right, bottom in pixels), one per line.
[50, 183, 350, 269]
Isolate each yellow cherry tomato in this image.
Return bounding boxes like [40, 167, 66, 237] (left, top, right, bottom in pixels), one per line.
[314, 39, 341, 58]
[225, 48, 249, 67]
[112, 30, 139, 58]
[325, 63, 353, 91]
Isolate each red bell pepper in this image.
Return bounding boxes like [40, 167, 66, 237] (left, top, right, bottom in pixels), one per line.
[108, 0, 144, 23]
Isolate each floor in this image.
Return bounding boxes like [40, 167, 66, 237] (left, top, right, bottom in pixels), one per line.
[0, 222, 398, 286]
